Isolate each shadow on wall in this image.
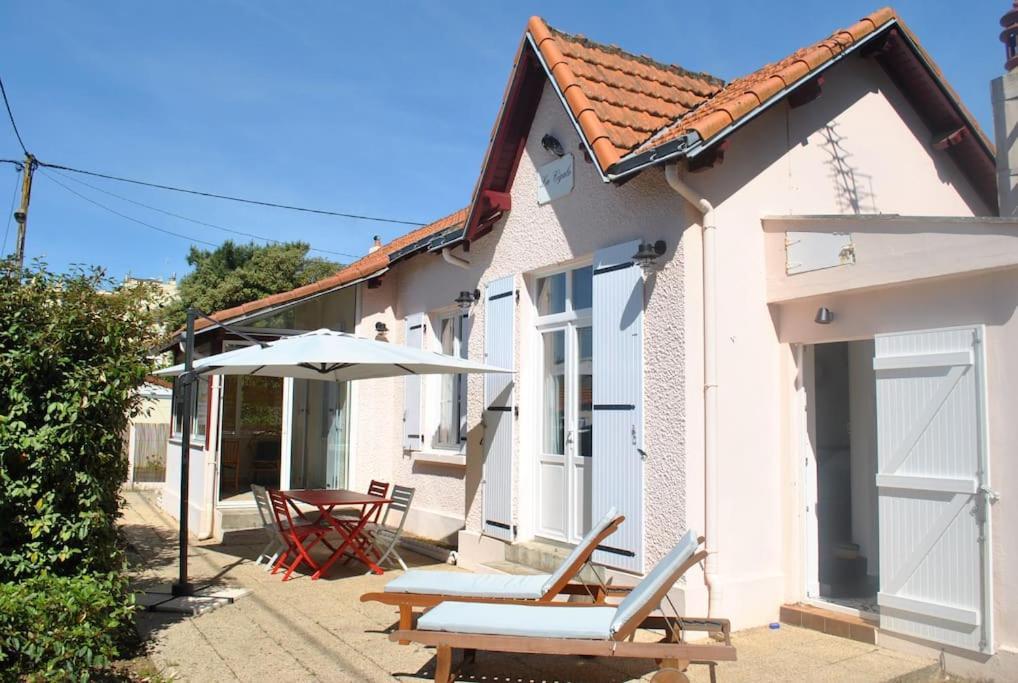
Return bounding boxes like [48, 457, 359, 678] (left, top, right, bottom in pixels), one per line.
[819, 122, 878, 215]
[462, 398, 488, 528]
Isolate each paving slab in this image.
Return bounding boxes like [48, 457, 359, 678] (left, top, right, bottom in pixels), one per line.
[121, 491, 943, 683]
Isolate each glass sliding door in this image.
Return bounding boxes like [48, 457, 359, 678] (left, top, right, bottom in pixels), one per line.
[218, 373, 283, 504]
[289, 380, 349, 490]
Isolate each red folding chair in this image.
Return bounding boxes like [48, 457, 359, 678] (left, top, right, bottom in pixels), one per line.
[268, 489, 332, 581]
[334, 479, 390, 529]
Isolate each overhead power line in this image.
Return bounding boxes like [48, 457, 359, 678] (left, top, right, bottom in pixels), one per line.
[46, 167, 361, 259]
[38, 161, 427, 226]
[0, 75, 28, 155]
[42, 170, 224, 249]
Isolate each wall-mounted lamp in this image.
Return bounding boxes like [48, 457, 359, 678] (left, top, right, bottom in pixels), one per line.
[541, 134, 565, 157]
[374, 321, 389, 341]
[455, 289, 481, 310]
[814, 307, 834, 325]
[632, 240, 667, 277]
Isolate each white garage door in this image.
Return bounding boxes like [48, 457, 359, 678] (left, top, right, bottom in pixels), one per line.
[874, 326, 994, 654]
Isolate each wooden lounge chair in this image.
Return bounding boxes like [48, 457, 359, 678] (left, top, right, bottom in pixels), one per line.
[389, 530, 735, 683]
[361, 508, 627, 641]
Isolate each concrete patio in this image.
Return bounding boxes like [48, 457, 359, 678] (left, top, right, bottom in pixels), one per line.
[123, 491, 950, 682]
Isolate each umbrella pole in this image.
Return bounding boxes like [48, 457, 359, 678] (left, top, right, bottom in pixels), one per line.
[172, 308, 197, 596]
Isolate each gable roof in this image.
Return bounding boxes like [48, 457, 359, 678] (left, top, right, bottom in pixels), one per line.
[465, 7, 996, 239]
[528, 18, 724, 171]
[187, 207, 467, 335]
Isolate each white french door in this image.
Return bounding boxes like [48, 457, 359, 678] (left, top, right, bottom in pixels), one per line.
[536, 320, 592, 543]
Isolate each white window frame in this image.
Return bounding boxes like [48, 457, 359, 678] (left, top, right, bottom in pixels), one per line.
[423, 308, 466, 454]
[170, 374, 210, 447]
[530, 260, 593, 543]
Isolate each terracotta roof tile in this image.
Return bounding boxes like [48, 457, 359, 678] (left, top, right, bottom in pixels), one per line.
[526, 9, 921, 171]
[191, 207, 468, 332]
[528, 15, 724, 172]
[640, 8, 899, 153]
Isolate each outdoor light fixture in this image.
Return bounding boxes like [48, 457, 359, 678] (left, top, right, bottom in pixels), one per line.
[455, 289, 481, 310]
[815, 306, 834, 325]
[632, 240, 667, 276]
[541, 134, 565, 157]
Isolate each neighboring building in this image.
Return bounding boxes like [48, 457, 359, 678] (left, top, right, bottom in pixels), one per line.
[162, 8, 1016, 677]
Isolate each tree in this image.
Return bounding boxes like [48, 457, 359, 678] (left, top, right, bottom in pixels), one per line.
[164, 241, 341, 330]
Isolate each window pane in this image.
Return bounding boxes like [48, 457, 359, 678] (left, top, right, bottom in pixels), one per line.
[171, 377, 184, 436]
[536, 273, 566, 316]
[238, 377, 282, 432]
[576, 327, 593, 457]
[572, 266, 593, 311]
[221, 376, 238, 433]
[193, 378, 209, 440]
[542, 330, 566, 454]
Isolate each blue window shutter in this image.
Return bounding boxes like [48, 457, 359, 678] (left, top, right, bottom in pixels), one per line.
[483, 275, 515, 541]
[403, 313, 424, 451]
[592, 241, 644, 572]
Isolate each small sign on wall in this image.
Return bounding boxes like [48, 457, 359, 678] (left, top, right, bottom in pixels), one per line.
[537, 154, 574, 205]
[786, 231, 856, 274]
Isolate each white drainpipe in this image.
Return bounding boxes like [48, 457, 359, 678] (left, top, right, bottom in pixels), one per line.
[665, 163, 721, 618]
[441, 247, 471, 269]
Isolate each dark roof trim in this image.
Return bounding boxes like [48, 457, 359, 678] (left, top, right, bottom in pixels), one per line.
[464, 37, 547, 241]
[388, 224, 467, 263]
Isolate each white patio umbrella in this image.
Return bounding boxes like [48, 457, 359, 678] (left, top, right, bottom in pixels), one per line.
[159, 323, 509, 598]
[154, 328, 510, 381]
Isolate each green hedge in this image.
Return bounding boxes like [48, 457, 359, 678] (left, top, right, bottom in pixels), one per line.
[0, 263, 156, 680]
[0, 573, 136, 681]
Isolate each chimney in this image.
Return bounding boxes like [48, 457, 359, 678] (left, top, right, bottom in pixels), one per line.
[993, 2, 1018, 215]
[368, 235, 382, 253]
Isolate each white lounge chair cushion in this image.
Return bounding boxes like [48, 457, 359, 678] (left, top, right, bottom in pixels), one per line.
[541, 506, 618, 595]
[418, 602, 616, 640]
[610, 529, 699, 636]
[383, 570, 551, 599]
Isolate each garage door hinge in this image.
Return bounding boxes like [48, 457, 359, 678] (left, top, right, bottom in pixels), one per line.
[979, 486, 1000, 504]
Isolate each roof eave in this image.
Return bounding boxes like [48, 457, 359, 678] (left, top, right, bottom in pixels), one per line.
[605, 19, 998, 213]
[162, 265, 387, 347]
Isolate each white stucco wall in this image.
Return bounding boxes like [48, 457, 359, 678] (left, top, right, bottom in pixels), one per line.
[343, 48, 1012, 670]
[351, 80, 693, 562]
[672, 52, 1013, 671]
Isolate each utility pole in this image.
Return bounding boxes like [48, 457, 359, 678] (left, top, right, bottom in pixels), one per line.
[13, 153, 36, 270]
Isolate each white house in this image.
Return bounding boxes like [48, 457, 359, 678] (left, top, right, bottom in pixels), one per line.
[163, 7, 1017, 677]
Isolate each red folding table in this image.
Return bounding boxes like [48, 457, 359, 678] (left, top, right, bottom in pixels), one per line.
[280, 488, 392, 578]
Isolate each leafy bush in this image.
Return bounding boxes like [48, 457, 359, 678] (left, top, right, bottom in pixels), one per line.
[0, 573, 136, 681]
[0, 262, 155, 680]
[0, 262, 153, 580]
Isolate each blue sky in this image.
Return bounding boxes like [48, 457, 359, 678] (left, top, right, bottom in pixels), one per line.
[0, 1, 1002, 281]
